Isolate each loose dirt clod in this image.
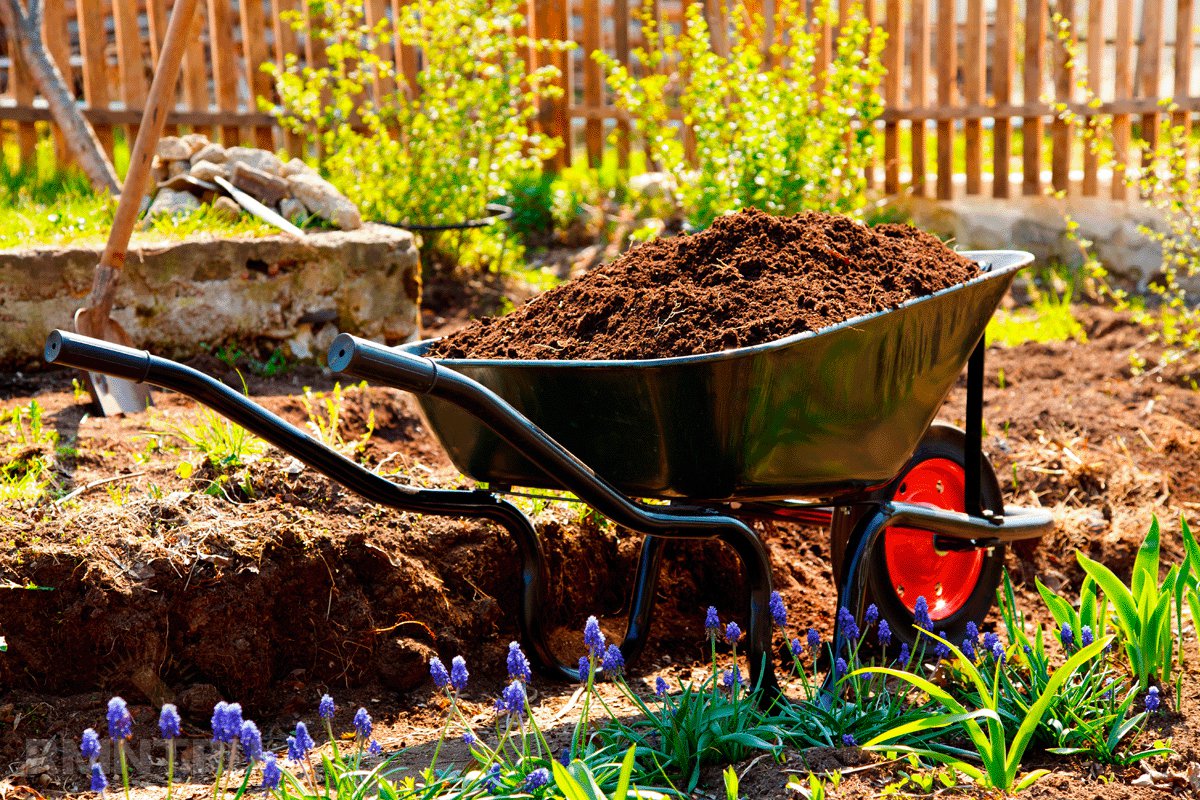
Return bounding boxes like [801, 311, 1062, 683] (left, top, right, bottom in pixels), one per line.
[430, 209, 980, 360]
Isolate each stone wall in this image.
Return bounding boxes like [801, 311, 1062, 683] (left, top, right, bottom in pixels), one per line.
[0, 224, 420, 369]
[893, 195, 1174, 292]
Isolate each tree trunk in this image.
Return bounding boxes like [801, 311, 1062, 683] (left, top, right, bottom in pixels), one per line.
[0, 0, 120, 194]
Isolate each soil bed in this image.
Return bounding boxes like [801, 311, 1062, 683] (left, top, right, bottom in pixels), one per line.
[430, 209, 980, 360]
[2, 308, 1200, 799]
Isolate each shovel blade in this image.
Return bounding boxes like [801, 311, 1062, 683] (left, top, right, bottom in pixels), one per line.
[73, 308, 154, 415]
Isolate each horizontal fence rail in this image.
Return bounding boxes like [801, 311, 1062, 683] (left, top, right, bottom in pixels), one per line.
[2, 0, 1196, 200]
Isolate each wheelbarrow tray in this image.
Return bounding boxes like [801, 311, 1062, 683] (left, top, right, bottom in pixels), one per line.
[406, 250, 1032, 501]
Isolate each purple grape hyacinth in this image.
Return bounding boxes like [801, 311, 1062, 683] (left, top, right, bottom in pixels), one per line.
[725, 621, 742, 646]
[897, 642, 911, 667]
[790, 638, 802, 656]
[577, 656, 590, 682]
[501, 680, 526, 718]
[602, 644, 625, 677]
[962, 637, 977, 660]
[240, 721, 263, 763]
[807, 628, 821, 654]
[1060, 623, 1075, 649]
[842, 733, 857, 747]
[159, 704, 181, 740]
[463, 731, 477, 746]
[319, 694, 335, 720]
[1081, 625, 1095, 647]
[705, 606, 721, 639]
[353, 708, 373, 740]
[837, 606, 859, 644]
[369, 740, 382, 756]
[292, 722, 315, 759]
[584, 616, 606, 657]
[865, 604, 879, 626]
[81, 728, 101, 761]
[913, 596, 933, 631]
[991, 640, 1005, 663]
[655, 676, 668, 697]
[525, 767, 550, 791]
[262, 753, 282, 790]
[211, 702, 240, 743]
[983, 632, 999, 652]
[834, 657, 848, 679]
[1146, 686, 1161, 712]
[769, 592, 788, 628]
[877, 619, 892, 647]
[106, 697, 132, 741]
[965, 621, 979, 643]
[430, 657, 451, 689]
[450, 656, 469, 692]
[91, 763, 108, 793]
[933, 638, 951, 661]
[507, 642, 533, 683]
[722, 667, 742, 689]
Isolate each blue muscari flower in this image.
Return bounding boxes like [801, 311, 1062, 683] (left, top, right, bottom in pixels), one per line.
[211, 702, 229, 742]
[933, 638, 951, 661]
[106, 697, 132, 741]
[525, 767, 550, 791]
[837, 606, 859, 644]
[262, 752, 282, 791]
[722, 667, 742, 689]
[493, 697, 507, 715]
[913, 596, 933, 631]
[705, 607, 721, 639]
[240, 721, 263, 763]
[992, 640, 1006, 663]
[877, 619, 892, 647]
[962, 637, 976, 660]
[769, 592, 787, 628]
[484, 764, 502, 791]
[159, 705, 181, 740]
[577, 656, 589, 682]
[724, 621, 742, 646]
[353, 708, 373, 740]
[1146, 686, 1161, 712]
[318, 694, 335, 720]
[559, 748, 571, 766]
[91, 762, 108, 793]
[1060, 623, 1075, 649]
[430, 657, 450, 689]
[655, 676, 668, 696]
[897, 642, 911, 667]
[81, 728, 102, 761]
[842, 733, 857, 747]
[834, 657, 848, 678]
[286, 737, 300, 762]
[965, 621, 979, 642]
[807, 628, 820, 654]
[1081, 625, 1094, 647]
[502, 680, 526, 718]
[790, 638, 802, 656]
[224, 704, 244, 743]
[463, 731, 477, 746]
[602, 644, 625, 677]
[369, 740, 382, 756]
[507, 642, 532, 683]
[293, 722, 315, 758]
[450, 656, 469, 692]
[584, 616, 606, 657]
[865, 604, 879, 626]
[983, 631, 999, 652]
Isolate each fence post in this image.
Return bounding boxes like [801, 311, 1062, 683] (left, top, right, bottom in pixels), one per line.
[533, 0, 571, 170]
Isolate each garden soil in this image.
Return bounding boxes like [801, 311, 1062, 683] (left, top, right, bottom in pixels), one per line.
[429, 209, 981, 360]
[2, 307, 1200, 799]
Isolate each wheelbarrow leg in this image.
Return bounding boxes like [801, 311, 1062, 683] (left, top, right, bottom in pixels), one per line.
[618, 534, 669, 665]
[823, 504, 891, 694]
[716, 525, 781, 707]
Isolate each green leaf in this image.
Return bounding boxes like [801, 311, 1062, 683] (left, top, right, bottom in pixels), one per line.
[1037, 577, 1078, 630]
[613, 745, 637, 800]
[1077, 551, 1140, 641]
[1014, 769, 1052, 791]
[551, 760, 592, 800]
[1132, 516, 1161, 598]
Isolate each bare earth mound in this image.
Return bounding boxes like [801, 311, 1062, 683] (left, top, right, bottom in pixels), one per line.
[430, 209, 980, 360]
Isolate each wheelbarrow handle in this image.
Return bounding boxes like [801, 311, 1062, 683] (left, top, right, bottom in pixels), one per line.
[45, 330, 152, 383]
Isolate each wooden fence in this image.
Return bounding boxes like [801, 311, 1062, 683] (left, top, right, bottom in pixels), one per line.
[1, 0, 1196, 200]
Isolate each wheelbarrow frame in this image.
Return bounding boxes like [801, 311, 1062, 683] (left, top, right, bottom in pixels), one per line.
[44, 253, 1054, 704]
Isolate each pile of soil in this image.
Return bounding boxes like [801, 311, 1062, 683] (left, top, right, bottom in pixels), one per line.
[430, 209, 980, 360]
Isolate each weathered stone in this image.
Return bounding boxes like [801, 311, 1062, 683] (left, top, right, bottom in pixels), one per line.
[151, 156, 168, 184]
[144, 188, 201, 221]
[180, 133, 210, 156]
[628, 171, 677, 201]
[0, 224, 420, 367]
[231, 162, 290, 207]
[280, 197, 307, 222]
[280, 158, 316, 177]
[166, 159, 188, 178]
[191, 142, 227, 165]
[287, 173, 363, 230]
[155, 136, 192, 161]
[374, 636, 437, 691]
[224, 146, 283, 176]
[189, 159, 231, 182]
[211, 195, 243, 222]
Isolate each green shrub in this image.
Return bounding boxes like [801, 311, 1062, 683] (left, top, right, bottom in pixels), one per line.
[595, 0, 885, 229]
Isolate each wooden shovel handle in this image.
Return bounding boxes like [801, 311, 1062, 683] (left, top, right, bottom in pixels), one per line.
[87, 0, 202, 319]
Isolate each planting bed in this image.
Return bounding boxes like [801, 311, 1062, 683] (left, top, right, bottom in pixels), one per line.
[2, 307, 1200, 798]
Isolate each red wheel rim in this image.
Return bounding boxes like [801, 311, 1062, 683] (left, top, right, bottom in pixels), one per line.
[883, 458, 984, 621]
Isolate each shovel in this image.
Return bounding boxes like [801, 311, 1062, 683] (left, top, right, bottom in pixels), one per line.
[73, 0, 201, 415]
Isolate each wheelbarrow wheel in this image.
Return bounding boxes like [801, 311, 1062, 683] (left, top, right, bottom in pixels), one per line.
[831, 422, 1005, 651]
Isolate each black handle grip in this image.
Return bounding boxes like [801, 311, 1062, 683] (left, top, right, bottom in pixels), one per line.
[327, 333, 438, 394]
[44, 330, 152, 383]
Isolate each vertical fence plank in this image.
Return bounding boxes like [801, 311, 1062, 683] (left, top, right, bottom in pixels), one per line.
[1137, 0, 1164, 160]
[146, 0, 170, 64]
[534, 0, 571, 169]
[583, 0, 603, 166]
[963, 0, 983, 194]
[209, 0, 242, 144]
[182, 0, 213, 138]
[861, 0, 877, 188]
[8, 25, 37, 165]
[363, 0, 397, 104]
[1111, 0, 1131, 198]
[390, 0, 420, 98]
[76, 0, 114, 159]
[882, 0, 902, 194]
[44, 0, 75, 167]
[910, 0, 929, 196]
[1022, 0, 1046, 195]
[935, 0, 955, 199]
[1050, 0, 1073, 193]
[993, 0, 1014, 197]
[271, 0, 304, 155]
[113, 0, 149, 146]
[1081, 0, 1104, 196]
[1173, 0, 1193, 138]
[240, 0, 276, 149]
[613, 0, 631, 168]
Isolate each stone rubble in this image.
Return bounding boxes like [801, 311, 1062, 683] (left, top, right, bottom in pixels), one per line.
[148, 134, 363, 230]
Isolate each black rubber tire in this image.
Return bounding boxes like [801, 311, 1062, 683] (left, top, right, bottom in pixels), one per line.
[830, 422, 1006, 651]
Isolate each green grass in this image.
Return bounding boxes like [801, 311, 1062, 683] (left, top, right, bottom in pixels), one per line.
[987, 289, 1085, 347]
